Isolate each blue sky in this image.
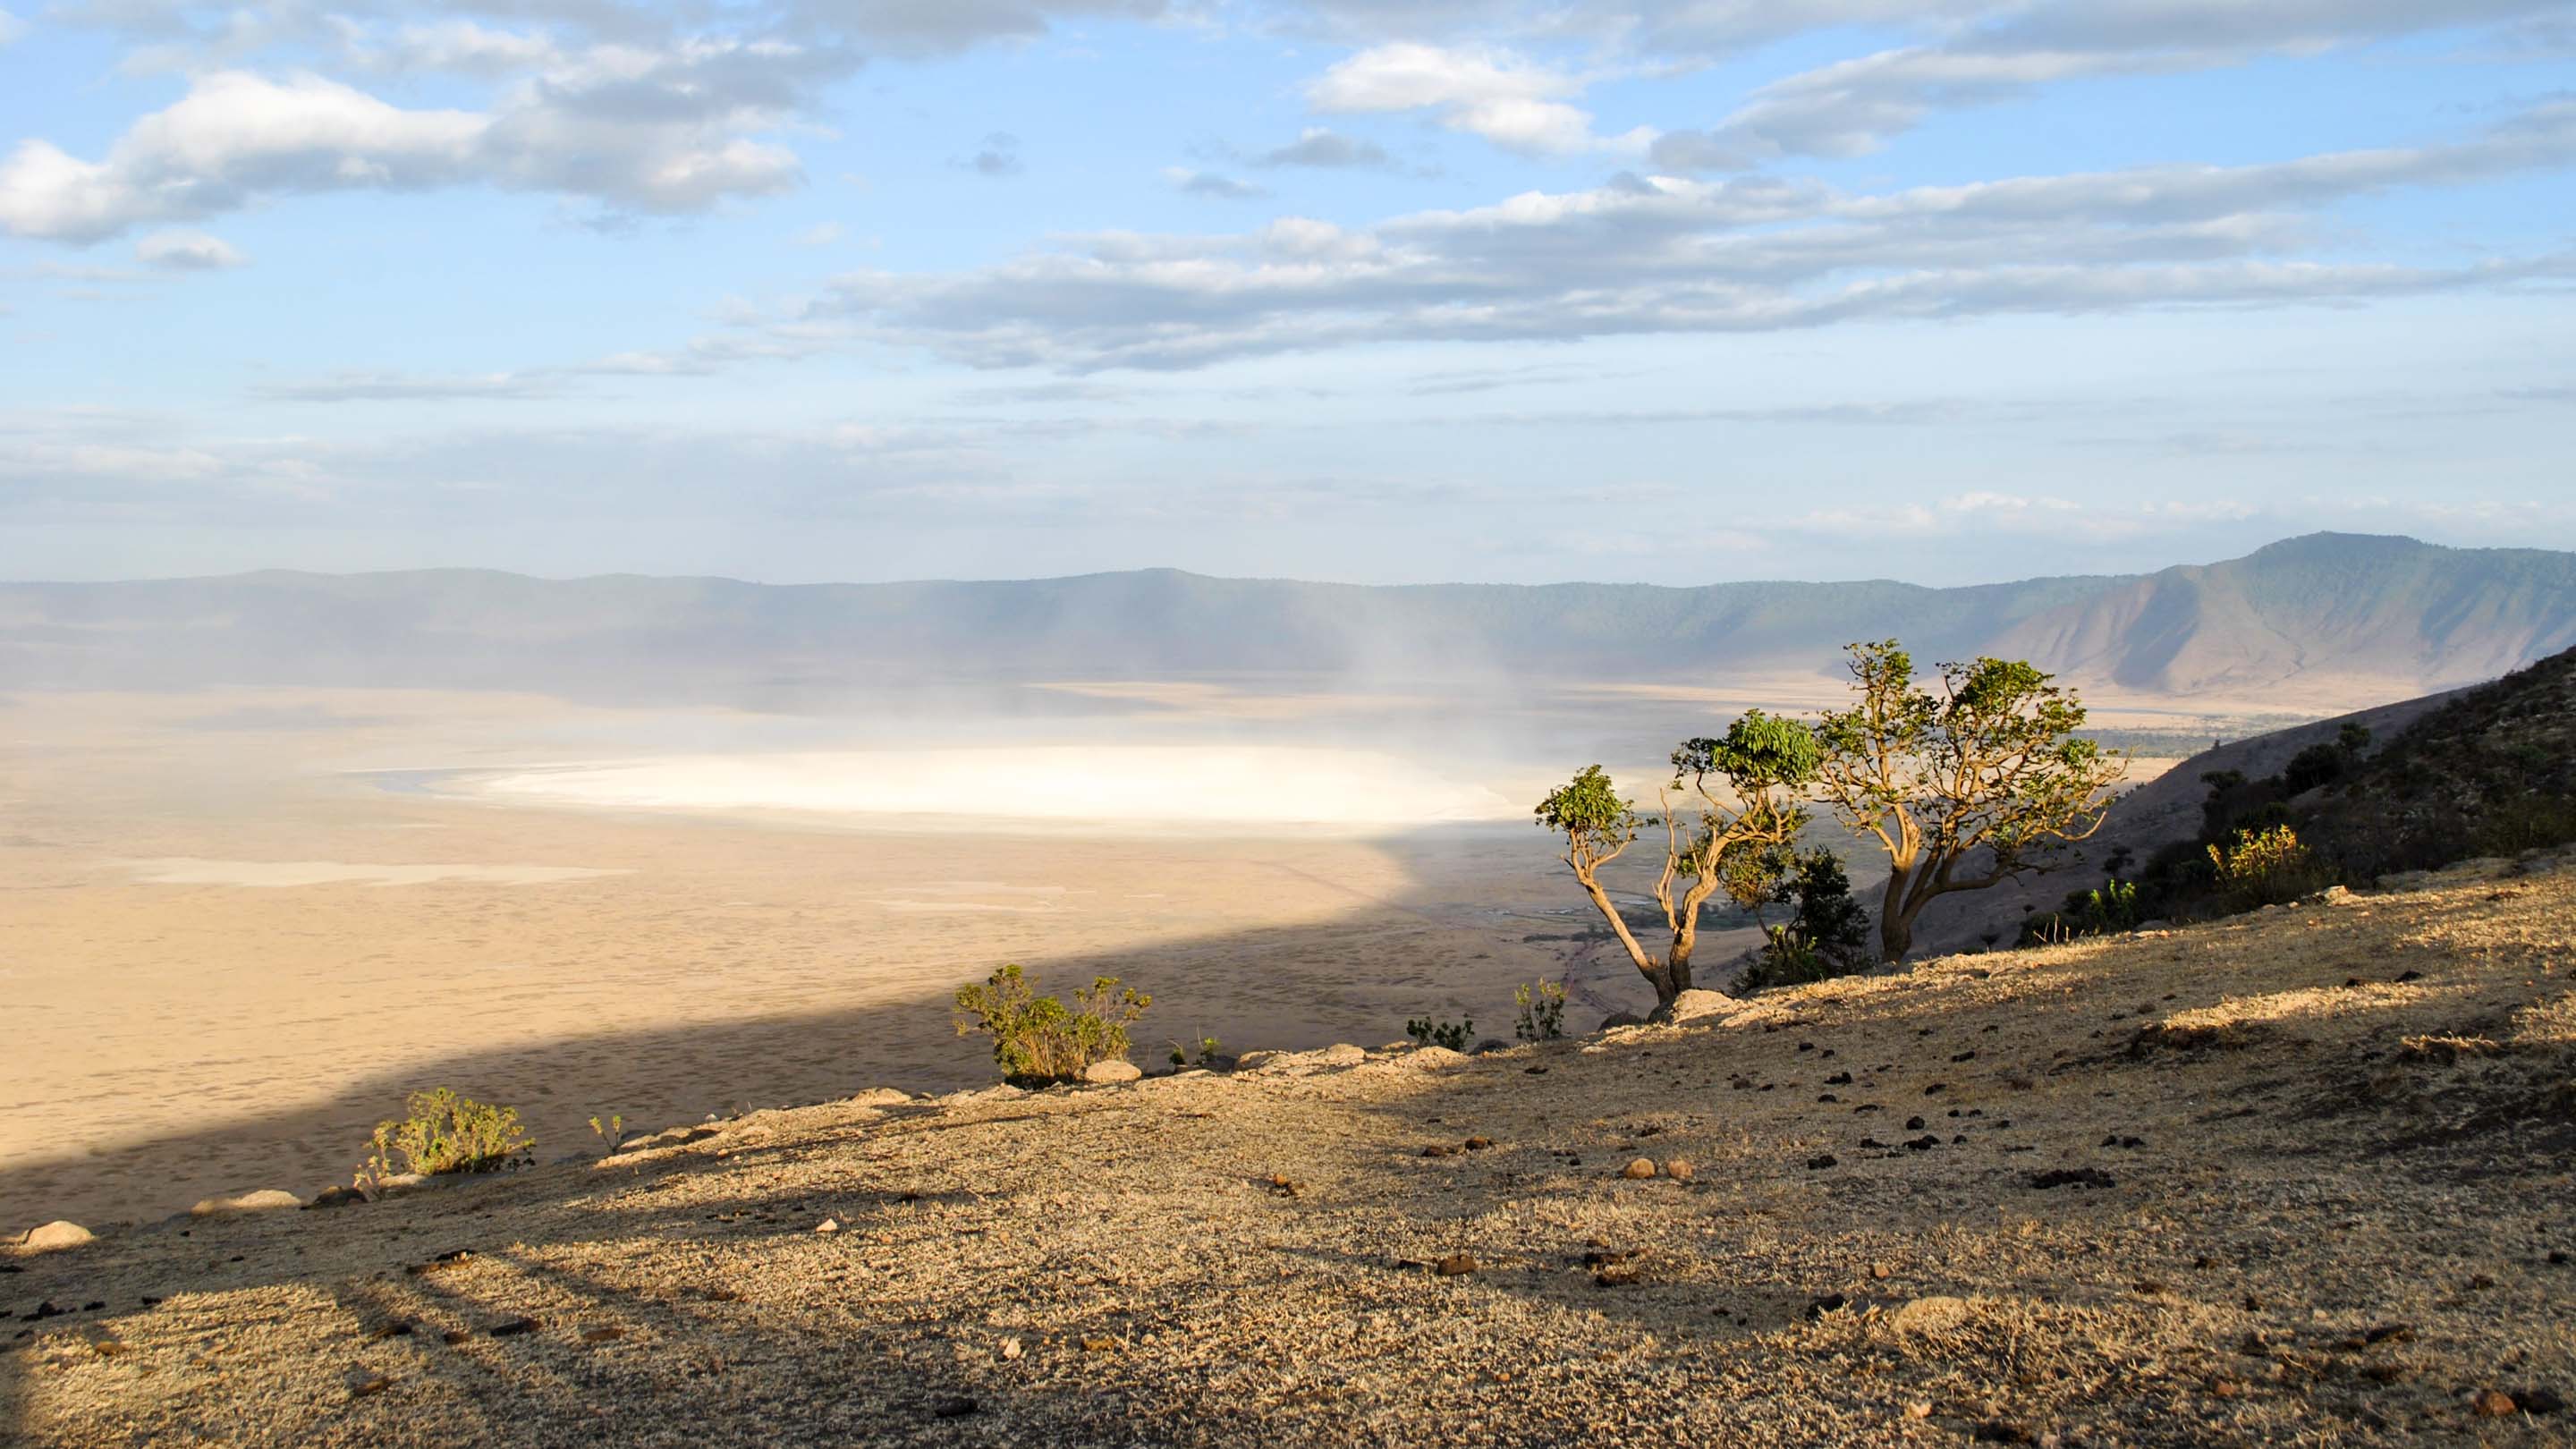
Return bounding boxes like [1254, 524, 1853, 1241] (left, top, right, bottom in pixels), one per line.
[2, 0, 2572, 585]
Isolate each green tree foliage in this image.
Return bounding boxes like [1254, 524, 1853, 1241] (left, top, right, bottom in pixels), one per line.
[1533, 712, 1821, 1007]
[953, 963, 1150, 1086]
[2207, 825, 2328, 910]
[1734, 846, 1872, 990]
[1813, 641, 2127, 962]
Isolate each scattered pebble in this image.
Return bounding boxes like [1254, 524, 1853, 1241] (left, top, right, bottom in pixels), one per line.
[1620, 1158, 1657, 1180]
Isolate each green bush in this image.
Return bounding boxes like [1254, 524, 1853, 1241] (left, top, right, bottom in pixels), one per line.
[2208, 825, 2328, 910]
[1406, 1015, 1473, 1051]
[358, 1089, 533, 1193]
[2018, 877, 2144, 945]
[953, 963, 1150, 1085]
[1513, 979, 1567, 1041]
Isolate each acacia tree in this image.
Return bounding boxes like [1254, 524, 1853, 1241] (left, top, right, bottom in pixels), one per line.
[1813, 640, 2127, 962]
[1533, 712, 1818, 1009]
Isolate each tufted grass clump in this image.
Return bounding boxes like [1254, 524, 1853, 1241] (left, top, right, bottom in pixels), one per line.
[954, 963, 1150, 1086]
[355, 1089, 536, 1197]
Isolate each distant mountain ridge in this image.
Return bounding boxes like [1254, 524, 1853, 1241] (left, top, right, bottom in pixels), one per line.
[2, 534, 2569, 705]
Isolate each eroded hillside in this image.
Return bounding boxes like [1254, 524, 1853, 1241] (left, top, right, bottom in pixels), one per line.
[6, 858, 2572, 1447]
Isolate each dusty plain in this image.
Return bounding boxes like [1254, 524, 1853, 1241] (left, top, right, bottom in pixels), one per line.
[0, 676, 2219, 1233]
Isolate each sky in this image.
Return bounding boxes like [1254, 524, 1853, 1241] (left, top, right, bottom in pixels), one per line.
[1, 0, 2572, 587]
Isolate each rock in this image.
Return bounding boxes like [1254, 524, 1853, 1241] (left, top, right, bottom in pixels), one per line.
[815, 1218, 840, 1233]
[1663, 1158, 1694, 1182]
[2470, 1388, 2520, 1418]
[2514, 1387, 2566, 1415]
[2029, 1167, 2116, 1190]
[1435, 1253, 1477, 1276]
[931, 1397, 980, 1419]
[487, 1317, 543, 1338]
[1234, 1050, 1283, 1072]
[1806, 1154, 1839, 1170]
[580, 1325, 625, 1343]
[1462, 1136, 1494, 1151]
[1891, 1295, 1972, 1333]
[1080, 1059, 1142, 1084]
[190, 1190, 302, 1217]
[2317, 886, 2360, 907]
[846, 1088, 914, 1107]
[18, 1221, 94, 1252]
[1620, 1157, 1657, 1180]
[1597, 1013, 1647, 1031]
[1869, 1262, 1893, 1280]
[1000, 1336, 1023, 1360]
[1471, 1038, 1510, 1055]
[1904, 1402, 1934, 1420]
[1317, 1044, 1368, 1066]
[1401, 1047, 1469, 1071]
[1658, 989, 1737, 1024]
[344, 1369, 393, 1399]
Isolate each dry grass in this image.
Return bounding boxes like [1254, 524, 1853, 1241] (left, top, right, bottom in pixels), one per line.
[5, 857, 2572, 1447]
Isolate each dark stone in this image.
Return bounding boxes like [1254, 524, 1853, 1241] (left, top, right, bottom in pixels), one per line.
[2513, 1387, 2566, 1415]
[1971, 1423, 2034, 1445]
[1903, 1135, 1939, 1151]
[1463, 1137, 1493, 1151]
[2394, 970, 2422, 983]
[1435, 1254, 1477, 1276]
[1826, 1072, 1852, 1085]
[1804, 1293, 1849, 1319]
[2029, 1167, 2116, 1190]
[931, 1397, 980, 1419]
[1951, 1050, 1977, 1063]
[1818, 1094, 1840, 1103]
[1906, 1116, 1927, 1131]
[1924, 1083, 1946, 1095]
[487, 1317, 542, 1338]
[1806, 1154, 1838, 1170]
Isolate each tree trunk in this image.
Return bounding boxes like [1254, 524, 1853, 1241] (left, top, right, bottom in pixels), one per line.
[1878, 866, 1917, 962]
[1643, 958, 1685, 1009]
[1655, 940, 1693, 1006]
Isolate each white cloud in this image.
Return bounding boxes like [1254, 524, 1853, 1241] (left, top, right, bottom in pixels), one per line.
[1650, 0, 2576, 169]
[0, 8, 27, 46]
[772, 99, 2576, 373]
[0, 54, 822, 243]
[134, 228, 248, 269]
[790, 221, 846, 245]
[1252, 128, 1395, 169]
[1165, 166, 1270, 199]
[1307, 42, 1652, 156]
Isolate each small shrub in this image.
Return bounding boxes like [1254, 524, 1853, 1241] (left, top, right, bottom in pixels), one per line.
[1513, 979, 1567, 1041]
[2208, 825, 2327, 910]
[356, 1089, 534, 1196]
[1406, 1016, 1473, 1052]
[1167, 1034, 1223, 1068]
[589, 1114, 625, 1157]
[2018, 877, 2144, 945]
[953, 963, 1150, 1086]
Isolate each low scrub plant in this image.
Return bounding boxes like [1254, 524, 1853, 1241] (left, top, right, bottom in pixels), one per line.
[953, 963, 1150, 1086]
[355, 1089, 534, 1198]
[1513, 979, 1567, 1042]
[1406, 1015, 1474, 1052]
[589, 1114, 625, 1157]
[2208, 825, 2328, 910]
[1167, 1034, 1223, 1068]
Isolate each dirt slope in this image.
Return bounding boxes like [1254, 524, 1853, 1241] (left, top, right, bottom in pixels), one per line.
[6, 858, 2573, 1448]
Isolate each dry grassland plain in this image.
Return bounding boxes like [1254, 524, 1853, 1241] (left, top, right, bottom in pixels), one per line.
[0, 678, 2229, 1232]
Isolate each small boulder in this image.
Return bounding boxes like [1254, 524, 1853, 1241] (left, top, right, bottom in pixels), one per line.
[1400, 1046, 1469, 1071]
[1659, 989, 1737, 1024]
[1317, 1044, 1369, 1066]
[1234, 1050, 1283, 1072]
[306, 1185, 365, 1210]
[1620, 1157, 1657, 1180]
[1597, 1013, 1647, 1031]
[19, 1221, 94, 1253]
[1081, 1059, 1143, 1084]
[190, 1190, 303, 1218]
[1663, 1158, 1695, 1182]
[846, 1087, 914, 1108]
